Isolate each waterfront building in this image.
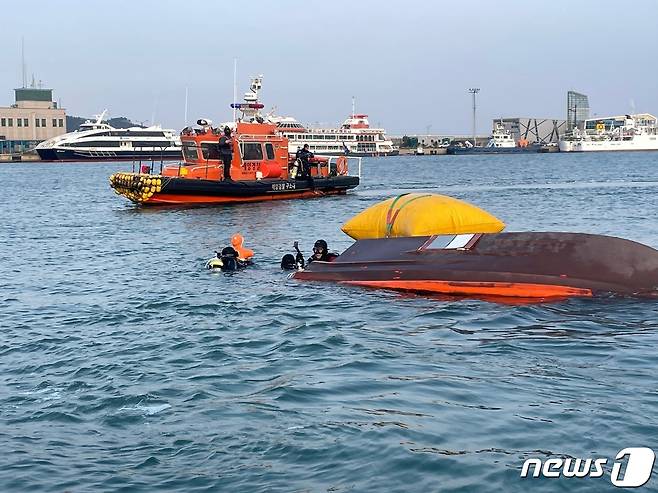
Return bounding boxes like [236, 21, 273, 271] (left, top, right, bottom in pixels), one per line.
[0, 86, 66, 154]
[494, 118, 567, 144]
[566, 91, 590, 131]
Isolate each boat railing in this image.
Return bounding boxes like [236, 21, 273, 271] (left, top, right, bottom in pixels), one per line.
[131, 146, 173, 175]
[323, 155, 362, 183]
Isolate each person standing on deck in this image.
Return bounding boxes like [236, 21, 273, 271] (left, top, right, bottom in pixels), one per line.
[218, 126, 234, 181]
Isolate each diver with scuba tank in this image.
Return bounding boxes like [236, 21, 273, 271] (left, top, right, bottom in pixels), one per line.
[206, 233, 254, 272]
[292, 144, 314, 179]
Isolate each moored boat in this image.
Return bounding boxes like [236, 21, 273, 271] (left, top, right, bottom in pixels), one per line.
[447, 122, 540, 155]
[36, 110, 181, 161]
[559, 113, 658, 152]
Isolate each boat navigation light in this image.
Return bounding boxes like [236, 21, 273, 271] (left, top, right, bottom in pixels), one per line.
[230, 103, 265, 109]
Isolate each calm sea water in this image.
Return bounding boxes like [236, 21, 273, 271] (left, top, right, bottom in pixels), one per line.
[1, 153, 657, 492]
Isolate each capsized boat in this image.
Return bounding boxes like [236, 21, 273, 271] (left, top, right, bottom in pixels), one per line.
[292, 232, 658, 299]
[109, 81, 360, 206]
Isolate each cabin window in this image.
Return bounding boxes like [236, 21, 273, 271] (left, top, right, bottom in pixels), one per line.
[133, 141, 172, 148]
[201, 142, 220, 160]
[265, 143, 275, 160]
[242, 142, 263, 161]
[69, 140, 121, 147]
[182, 142, 198, 160]
[424, 234, 477, 250]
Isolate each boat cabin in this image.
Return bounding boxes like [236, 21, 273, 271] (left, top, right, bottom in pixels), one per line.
[162, 121, 334, 181]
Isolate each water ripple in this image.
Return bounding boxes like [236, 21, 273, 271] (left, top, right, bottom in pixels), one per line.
[1, 156, 657, 492]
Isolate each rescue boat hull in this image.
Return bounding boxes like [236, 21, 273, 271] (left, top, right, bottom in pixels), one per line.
[110, 173, 359, 206]
[293, 233, 658, 300]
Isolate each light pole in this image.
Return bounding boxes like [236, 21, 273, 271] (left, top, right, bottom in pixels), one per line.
[468, 88, 480, 146]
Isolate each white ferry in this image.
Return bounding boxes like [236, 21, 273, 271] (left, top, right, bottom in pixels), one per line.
[559, 113, 658, 152]
[230, 76, 398, 157]
[276, 113, 399, 157]
[36, 110, 181, 161]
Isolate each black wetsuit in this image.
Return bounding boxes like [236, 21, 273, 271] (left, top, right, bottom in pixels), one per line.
[307, 252, 338, 264]
[296, 148, 314, 178]
[218, 135, 233, 180]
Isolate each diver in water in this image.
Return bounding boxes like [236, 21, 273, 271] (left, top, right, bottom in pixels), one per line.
[207, 234, 254, 272]
[281, 241, 305, 270]
[308, 239, 331, 263]
[280, 239, 338, 270]
[206, 246, 249, 272]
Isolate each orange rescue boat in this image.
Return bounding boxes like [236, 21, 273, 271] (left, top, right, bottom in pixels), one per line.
[109, 121, 360, 206]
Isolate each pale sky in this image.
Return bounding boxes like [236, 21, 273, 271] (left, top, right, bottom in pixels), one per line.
[3, 0, 658, 134]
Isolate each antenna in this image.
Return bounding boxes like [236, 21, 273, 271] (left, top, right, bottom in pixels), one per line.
[184, 87, 189, 126]
[352, 96, 355, 118]
[21, 37, 26, 88]
[151, 91, 159, 126]
[94, 109, 108, 124]
[233, 58, 237, 122]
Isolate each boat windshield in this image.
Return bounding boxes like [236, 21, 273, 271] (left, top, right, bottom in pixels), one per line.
[424, 234, 476, 250]
[182, 142, 198, 161]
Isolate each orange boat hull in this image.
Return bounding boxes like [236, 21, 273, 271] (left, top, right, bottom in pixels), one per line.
[341, 280, 593, 299]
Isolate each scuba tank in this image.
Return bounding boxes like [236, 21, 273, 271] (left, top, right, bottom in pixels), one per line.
[290, 159, 301, 180]
[206, 247, 245, 272]
[206, 256, 224, 270]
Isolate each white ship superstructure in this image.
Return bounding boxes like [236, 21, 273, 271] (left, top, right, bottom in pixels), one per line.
[485, 122, 516, 148]
[230, 76, 398, 156]
[36, 110, 181, 161]
[278, 114, 399, 157]
[559, 113, 658, 152]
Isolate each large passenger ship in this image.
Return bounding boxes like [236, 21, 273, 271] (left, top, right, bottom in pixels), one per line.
[275, 114, 398, 157]
[559, 113, 658, 152]
[35, 111, 181, 161]
[231, 76, 398, 156]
